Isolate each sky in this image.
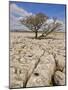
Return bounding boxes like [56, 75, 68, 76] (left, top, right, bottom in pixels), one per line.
[10, 1, 66, 31]
[10, 1, 66, 21]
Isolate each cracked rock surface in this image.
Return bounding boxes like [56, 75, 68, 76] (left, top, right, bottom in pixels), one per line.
[10, 32, 66, 88]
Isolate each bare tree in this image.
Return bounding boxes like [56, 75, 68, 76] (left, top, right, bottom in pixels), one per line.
[39, 17, 62, 38]
[20, 13, 48, 39]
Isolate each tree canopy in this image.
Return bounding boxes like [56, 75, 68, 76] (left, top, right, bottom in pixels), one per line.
[20, 13, 62, 39]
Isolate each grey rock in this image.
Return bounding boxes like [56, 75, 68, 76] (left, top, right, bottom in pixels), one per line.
[26, 55, 56, 87]
[54, 71, 65, 86]
[55, 55, 65, 71]
[63, 68, 65, 73]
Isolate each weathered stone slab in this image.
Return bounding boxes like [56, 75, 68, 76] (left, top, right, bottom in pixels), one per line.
[26, 55, 56, 87]
[54, 71, 65, 86]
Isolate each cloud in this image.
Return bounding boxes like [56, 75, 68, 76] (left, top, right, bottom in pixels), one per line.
[10, 3, 32, 17]
[10, 14, 29, 30]
[10, 3, 65, 32]
[40, 18, 65, 32]
[10, 3, 32, 31]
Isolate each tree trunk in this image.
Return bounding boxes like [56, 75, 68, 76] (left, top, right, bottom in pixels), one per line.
[35, 30, 38, 39]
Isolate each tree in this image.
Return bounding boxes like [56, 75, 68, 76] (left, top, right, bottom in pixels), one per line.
[39, 17, 62, 38]
[20, 13, 48, 39]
